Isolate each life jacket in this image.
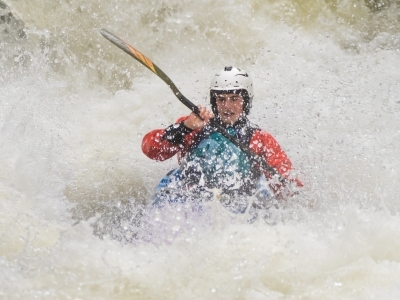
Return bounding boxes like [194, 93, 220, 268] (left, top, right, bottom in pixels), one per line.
[180, 117, 262, 195]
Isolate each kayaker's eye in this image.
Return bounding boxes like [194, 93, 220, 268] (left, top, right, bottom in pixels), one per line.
[216, 95, 243, 103]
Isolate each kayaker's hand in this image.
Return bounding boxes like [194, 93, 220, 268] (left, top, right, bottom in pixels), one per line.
[183, 106, 214, 130]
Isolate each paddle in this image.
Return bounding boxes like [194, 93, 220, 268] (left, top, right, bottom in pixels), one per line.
[100, 28, 286, 183]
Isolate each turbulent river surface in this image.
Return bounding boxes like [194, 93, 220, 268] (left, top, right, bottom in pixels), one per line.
[1, 0, 400, 299]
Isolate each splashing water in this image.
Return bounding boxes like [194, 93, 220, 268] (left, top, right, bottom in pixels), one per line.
[1, 0, 400, 299]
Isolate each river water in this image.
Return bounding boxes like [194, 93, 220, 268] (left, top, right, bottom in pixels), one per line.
[1, 0, 400, 299]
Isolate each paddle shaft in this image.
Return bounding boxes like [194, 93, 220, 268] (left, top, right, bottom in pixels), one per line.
[100, 28, 285, 181]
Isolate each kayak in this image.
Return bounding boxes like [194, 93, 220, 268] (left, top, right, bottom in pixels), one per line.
[151, 168, 273, 215]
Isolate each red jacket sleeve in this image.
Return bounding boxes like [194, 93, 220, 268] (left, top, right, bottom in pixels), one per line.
[249, 130, 303, 188]
[141, 116, 196, 161]
[141, 128, 180, 161]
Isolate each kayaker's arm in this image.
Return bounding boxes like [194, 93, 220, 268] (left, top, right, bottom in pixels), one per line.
[249, 130, 303, 197]
[162, 121, 193, 145]
[142, 115, 199, 161]
[141, 129, 181, 161]
[249, 130, 292, 175]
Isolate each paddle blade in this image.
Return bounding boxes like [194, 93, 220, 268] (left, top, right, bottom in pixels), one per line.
[101, 28, 157, 75]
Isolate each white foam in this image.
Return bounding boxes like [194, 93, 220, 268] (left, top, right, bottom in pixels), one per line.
[1, 0, 400, 298]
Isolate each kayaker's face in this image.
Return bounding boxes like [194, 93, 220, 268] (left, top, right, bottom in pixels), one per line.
[215, 93, 244, 125]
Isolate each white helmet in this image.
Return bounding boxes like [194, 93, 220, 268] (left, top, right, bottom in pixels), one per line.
[210, 66, 254, 115]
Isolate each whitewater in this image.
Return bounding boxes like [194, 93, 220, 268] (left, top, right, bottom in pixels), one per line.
[1, 0, 400, 299]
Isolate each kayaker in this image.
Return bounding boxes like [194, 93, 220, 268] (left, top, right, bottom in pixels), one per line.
[142, 67, 301, 209]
